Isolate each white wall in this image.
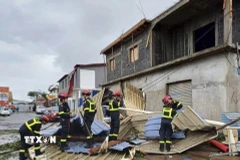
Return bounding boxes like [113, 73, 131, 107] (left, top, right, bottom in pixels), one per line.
[80, 69, 95, 89]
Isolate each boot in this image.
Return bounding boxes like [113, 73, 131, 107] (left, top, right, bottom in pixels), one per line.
[84, 140, 94, 148]
[159, 144, 164, 152]
[166, 143, 171, 152]
[35, 150, 44, 156]
[61, 143, 70, 151]
[19, 152, 27, 160]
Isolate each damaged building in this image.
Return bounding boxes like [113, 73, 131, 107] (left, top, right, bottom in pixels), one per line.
[101, 0, 240, 120]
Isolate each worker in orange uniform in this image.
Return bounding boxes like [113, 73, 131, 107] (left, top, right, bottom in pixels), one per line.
[57, 92, 71, 151]
[82, 90, 96, 148]
[159, 95, 178, 152]
[102, 90, 122, 141]
[19, 115, 50, 160]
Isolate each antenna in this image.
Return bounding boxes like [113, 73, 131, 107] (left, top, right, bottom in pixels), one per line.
[136, 0, 146, 18]
[139, 0, 146, 18]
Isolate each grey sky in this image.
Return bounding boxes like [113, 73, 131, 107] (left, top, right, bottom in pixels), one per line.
[0, 0, 178, 101]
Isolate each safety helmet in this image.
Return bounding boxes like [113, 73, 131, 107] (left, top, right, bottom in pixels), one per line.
[58, 92, 68, 99]
[113, 91, 121, 97]
[82, 90, 91, 96]
[162, 95, 172, 105]
[41, 115, 50, 122]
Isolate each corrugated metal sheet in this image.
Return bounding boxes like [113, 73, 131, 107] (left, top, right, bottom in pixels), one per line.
[40, 116, 110, 136]
[168, 81, 192, 107]
[135, 106, 217, 154]
[221, 113, 240, 136]
[109, 142, 133, 151]
[135, 130, 218, 154]
[144, 115, 186, 139]
[172, 106, 214, 131]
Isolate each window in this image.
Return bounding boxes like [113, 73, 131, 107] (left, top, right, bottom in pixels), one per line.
[194, 22, 215, 52]
[65, 79, 67, 88]
[129, 45, 139, 63]
[61, 81, 64, 89]
[109, 58, 115, 71]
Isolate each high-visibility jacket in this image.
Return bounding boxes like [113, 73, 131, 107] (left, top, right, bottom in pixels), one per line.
[171, 100, 183, 110]
[109, 99, 121, 111]
[83, 98, 96, 113]
[162, 107, 177, 119]
[25, 118, 42, 135]
[58, 102, 70, 118]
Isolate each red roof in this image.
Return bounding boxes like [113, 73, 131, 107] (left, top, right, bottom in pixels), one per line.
[0, 86, 9, 93]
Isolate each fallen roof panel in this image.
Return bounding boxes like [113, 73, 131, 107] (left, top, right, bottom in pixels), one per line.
[135, 130, 218, 155]
[135, 106, 218, 154]
[172, 106, 215, 131]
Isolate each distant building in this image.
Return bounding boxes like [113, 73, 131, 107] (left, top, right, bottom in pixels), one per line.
[57, 63, 106, 111]
[0, 86, 10, 106]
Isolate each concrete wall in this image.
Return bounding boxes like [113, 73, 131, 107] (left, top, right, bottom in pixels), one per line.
[109, 53, 233, 120]
[226, 52, 240, 113]
[106, 28, 152, 82]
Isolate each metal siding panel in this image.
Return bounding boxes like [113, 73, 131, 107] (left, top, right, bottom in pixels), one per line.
[168, 81, 192, 107]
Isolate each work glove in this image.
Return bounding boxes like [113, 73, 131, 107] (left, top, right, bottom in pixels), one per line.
[35, 150, 44, 156]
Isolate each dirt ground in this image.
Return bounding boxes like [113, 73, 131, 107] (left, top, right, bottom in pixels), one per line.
[136, 143, 239, 160]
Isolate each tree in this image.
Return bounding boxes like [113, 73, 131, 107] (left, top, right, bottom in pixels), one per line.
[28, 91, 38, 99]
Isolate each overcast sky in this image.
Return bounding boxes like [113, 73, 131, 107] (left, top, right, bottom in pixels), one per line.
[0, 0, 178, 101]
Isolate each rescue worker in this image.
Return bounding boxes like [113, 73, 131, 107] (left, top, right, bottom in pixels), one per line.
[102, 90, 122, 141]
[57, 92, 71, 151]
[82, 90, 96, 148]
[168, 95, 183, 110]
[159, 95, 178, 152]
[19, 115, 50, 160]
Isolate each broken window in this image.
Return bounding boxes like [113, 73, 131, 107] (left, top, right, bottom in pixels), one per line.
[129, 45, 139, 63]
[194, 22, 215, 52]
[109, 58, 115, 71]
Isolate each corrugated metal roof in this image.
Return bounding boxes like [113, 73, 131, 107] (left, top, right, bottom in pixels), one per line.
[135, 106, 218, 154]
[221, 113, 240, 136]
[144, 115, 186, 139]
[40, 116, 110, 137]
[135, 130, 218, 155]
[109, 142, 133, 151]
[172, 106, 215, 131]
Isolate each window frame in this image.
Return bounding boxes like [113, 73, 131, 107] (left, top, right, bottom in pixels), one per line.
[109, 58, 115, 72]
[129, 45, 139, 63]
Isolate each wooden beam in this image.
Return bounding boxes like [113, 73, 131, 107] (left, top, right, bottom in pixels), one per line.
[119, 107, 153, 114]
[223, 0, 232, 44]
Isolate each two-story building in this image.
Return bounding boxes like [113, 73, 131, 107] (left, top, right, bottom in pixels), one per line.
[58, 63, 106, 111]
[101, 0, 240, 120]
